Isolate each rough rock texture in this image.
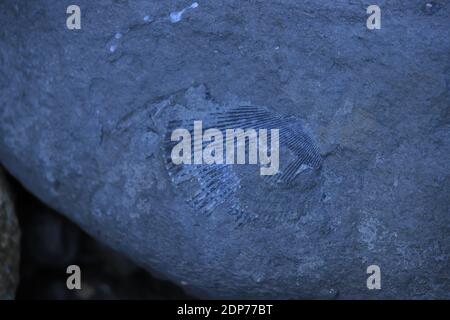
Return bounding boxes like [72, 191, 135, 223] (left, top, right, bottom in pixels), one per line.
[0, 0, 449, 298]
[0, 168, 20, 300]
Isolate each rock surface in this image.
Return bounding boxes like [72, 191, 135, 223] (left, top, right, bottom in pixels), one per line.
[0, 0, 449, 298]
[0, 168, 20, 300]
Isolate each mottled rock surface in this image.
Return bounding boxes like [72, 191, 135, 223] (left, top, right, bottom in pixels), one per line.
[0, 169, 20, 300]
[0, 0, 449, 298]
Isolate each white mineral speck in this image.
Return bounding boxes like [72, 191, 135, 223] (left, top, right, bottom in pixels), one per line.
[170, 11, 184, 23]
[170, 2, 199, 23]
[109, 44, 117, 53]
[114, 32, 122, 40]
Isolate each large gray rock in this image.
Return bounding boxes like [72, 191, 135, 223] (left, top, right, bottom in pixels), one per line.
[0, 0, 449, 298]
[0, 168, 20, 300]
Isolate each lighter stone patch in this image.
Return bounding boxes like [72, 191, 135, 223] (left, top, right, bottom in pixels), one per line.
[358, 217, 380, 251]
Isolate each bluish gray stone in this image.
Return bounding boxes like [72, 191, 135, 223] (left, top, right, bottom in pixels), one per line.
[0, 0, 449, 298]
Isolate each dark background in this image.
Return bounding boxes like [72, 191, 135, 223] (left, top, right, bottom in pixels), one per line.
[7, 173, 192, 300]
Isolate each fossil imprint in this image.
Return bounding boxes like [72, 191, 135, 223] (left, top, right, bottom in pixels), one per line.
[163, 105, 323, 218]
